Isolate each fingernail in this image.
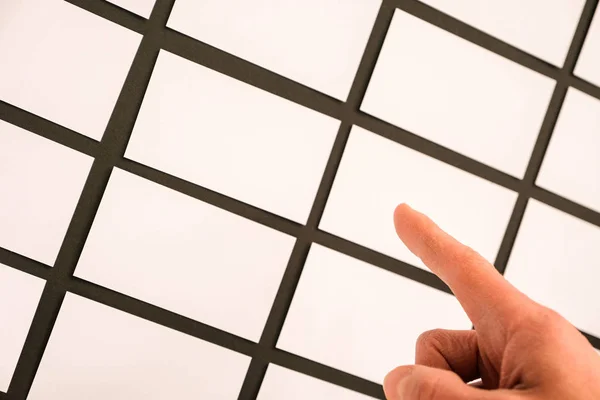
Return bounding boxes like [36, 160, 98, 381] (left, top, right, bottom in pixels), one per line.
[383, 366, 414, 399]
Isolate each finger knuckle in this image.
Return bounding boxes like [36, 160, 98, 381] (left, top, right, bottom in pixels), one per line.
[416, 329, 446, 350]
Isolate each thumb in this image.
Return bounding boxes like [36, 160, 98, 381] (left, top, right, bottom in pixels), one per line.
[384, 365, 510, 400]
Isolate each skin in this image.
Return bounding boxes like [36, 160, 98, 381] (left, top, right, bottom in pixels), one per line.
[384, 204, 600, 400]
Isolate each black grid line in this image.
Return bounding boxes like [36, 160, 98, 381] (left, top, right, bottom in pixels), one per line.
[0, 101, 98, 158]
[0, 0, 599, 399]
[532, 186, 600, 227]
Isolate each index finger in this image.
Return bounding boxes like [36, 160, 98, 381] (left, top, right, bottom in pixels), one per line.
[393, 204, 530, 326]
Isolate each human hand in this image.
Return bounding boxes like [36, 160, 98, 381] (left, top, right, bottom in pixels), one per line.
[384, 204, 600, 400]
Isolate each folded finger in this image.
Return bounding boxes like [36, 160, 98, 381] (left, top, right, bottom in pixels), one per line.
[415, 329, 480, 383]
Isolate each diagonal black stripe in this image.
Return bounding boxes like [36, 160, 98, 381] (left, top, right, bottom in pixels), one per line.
[352, 111, 521, 192]
[0, 248, 51, 281]
[267, 348, 385, 399]
[569, 73, 600, 99]
[162, 28, 344, 121]
[0, 101, 98, 158]
[314, 231, 450, 295]
[532, 187, 600, 227]
[117, 158, 302, 237]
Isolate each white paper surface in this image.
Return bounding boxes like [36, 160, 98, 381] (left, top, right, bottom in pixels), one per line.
[506, 200, 600, 337]
[76, 168, 295, 341]
[361, 10, 555, 178]
[537, 89, 600, 213]
[126, 50, 339, 223]
[320, 126, 517, 271]
[28, 293, 250, 400]
[278, 245, 471, 383]
[0, 120, 93, 265]
[0, 0, 140, 140]
[167, 0, 381, 100]
[0, 265, 44, 392]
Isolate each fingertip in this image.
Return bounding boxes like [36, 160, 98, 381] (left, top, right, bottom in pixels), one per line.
[394, 203, 413, 214]
[393, 203, 416, 238]
[393, 203, 412, 225]
[393, 203, 433, 260]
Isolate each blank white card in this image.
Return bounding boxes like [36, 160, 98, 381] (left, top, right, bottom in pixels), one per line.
[76, 168, 295, 341]
[126, 50, 338, 223]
